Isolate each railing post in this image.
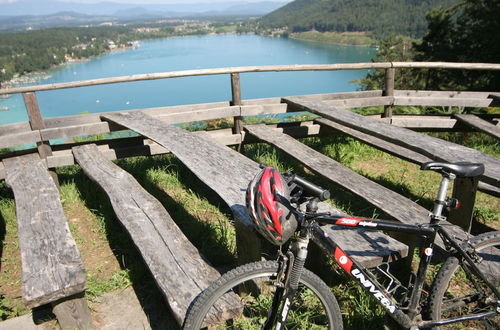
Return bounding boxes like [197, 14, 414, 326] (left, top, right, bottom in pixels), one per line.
[23, 92, 59, 187]
[230, 73, 244, 152]
[382, 67, 395, 118]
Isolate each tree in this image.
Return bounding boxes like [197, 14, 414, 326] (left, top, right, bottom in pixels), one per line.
[415, 0, 500, 91]
[358, 35, 422, 91]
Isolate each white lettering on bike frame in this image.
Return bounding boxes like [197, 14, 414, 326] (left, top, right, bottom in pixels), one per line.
[351, 269, 396, 313]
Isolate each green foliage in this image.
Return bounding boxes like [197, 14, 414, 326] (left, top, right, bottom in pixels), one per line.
[357, 35, 422, 91]
[414, 0, 500, 91]
[360, 0, 500, 92]
[259, 0, 459, 39]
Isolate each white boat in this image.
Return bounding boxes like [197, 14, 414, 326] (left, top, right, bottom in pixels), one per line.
[0, 107, 9, 111]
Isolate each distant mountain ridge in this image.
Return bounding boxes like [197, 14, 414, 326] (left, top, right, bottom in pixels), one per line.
[259, 0, 460, 38]
[0, 0, 287, 17]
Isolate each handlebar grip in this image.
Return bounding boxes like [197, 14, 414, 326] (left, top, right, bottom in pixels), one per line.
[292, 175, 330, 201]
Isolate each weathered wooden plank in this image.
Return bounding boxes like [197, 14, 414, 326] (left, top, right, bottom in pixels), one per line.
[315, 118, 432, 164]
[245, 124, 468, 246]
[322, 96, 393, 108]
[454, 114, 500, 139]
[193, 129, 242, 146]
[240, 104, 287, 116]
[42, 102, 230, 129]
[0, 121, 31, 136]
[394, 90, 492, 99]
[0, 161, 4, 180]
[241, 97, 282, 105]
[40, 122, 111, 141]
[390, 117, 458, 130]
[3, 154, 87, 308]
[285, 97, 500, 188]
[0, 130, 41, 149]
[72, 144, 241, 324]
[284, 91, 383, 103]
[101, 112, 408, 267]
[394, 96, 492, 107]
[141, 101, 230, 117]
[157, 106, 239, 125]
[44, 113, 103, 129]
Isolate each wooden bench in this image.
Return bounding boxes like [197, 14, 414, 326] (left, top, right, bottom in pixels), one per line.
[285, 97, 500, 188]
[244, 124, 467, 248]
[72, 143, 241, 325]
[285, 97, 500, 231]
[3, 154, 92, 329]
[313, 117, 500, 198]
[101, 111, 408, 268]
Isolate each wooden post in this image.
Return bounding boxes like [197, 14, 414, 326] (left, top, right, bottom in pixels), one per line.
[382, 67, 395, 118]
[51, 293, 94, 330]
[448, 177, 479, 232]
[234, 220, 261, 266]
[23, 92, 59, 187]
[230, 73, 244, 152]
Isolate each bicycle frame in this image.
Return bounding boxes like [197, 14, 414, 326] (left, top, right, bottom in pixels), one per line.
[303, 214, 500, 328]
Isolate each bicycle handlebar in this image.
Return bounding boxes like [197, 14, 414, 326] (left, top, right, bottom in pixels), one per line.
[291, 174, 330, 201]
[258, 164, 330, 201]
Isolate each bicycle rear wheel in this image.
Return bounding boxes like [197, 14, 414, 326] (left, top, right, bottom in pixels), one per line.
[183, 260, 343, 329]
[428, 231, 500, 329]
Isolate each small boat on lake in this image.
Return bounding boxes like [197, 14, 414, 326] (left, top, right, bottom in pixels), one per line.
[0, 107, 9, 111]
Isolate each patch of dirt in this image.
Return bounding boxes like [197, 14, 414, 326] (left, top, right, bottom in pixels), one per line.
[64, 202, 121, 284]
[0, 230, 25, 317]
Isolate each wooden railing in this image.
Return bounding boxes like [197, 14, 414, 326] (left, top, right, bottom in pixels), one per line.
[0, 61, 499, 177]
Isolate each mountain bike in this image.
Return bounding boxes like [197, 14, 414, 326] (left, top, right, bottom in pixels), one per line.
[183, 162, 500, 329]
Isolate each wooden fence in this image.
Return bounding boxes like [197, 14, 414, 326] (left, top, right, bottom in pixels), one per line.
[1, 62, 500, 175]
[1, 61, 499, 329]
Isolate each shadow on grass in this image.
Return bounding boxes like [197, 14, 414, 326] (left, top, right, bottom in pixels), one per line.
[0, 181, 13, 275]
[116, 155, 237, 268]
[0, 211, 5, 276]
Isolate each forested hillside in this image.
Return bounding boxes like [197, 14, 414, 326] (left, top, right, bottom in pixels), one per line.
[0, 22, 220, 84]
[360, 0, 500, 92]
[259, 0, 459, 38]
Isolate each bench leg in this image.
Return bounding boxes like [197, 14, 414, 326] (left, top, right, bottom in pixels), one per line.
[235, 221, 261, 265]
[51, 293, 94, 330]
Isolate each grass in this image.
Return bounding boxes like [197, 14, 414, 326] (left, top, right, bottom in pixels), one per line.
[0, 110, 498, 328]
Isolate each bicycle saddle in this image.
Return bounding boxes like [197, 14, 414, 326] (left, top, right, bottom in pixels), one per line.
[420, 162, 485, 177]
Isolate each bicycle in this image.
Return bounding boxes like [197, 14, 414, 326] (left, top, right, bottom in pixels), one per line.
[183, 162, 500, 329]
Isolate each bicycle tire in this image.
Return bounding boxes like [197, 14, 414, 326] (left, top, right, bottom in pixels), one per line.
[183, 260, 343, 329]
[428, 230, 500, 329]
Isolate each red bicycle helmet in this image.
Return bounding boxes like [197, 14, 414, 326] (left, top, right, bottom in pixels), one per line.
[246, 166, 298, 245]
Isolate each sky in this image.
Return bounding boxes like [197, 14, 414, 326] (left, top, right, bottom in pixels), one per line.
[0, 0, 292, 3]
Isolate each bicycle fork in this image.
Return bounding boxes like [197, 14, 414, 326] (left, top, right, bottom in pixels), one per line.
[264, 236, 310, 330]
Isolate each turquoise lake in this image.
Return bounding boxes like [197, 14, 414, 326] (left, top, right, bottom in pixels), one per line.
[0, 34, 375, 125]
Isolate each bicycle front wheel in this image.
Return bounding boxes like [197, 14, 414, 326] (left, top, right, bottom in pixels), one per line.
[183, 260, 343, 329]
[428, 230, 500, 329]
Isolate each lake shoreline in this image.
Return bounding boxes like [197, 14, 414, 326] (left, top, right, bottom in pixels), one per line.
[0, 34, 375, 125]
